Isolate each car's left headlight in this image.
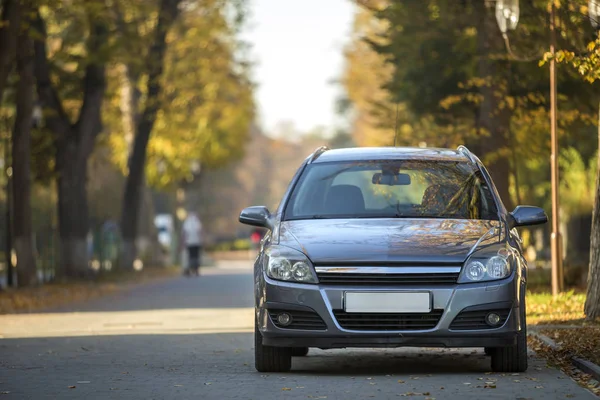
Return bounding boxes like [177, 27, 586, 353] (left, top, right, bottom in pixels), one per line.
[263, 245, 318, 284]
[458, 245, 515, 283]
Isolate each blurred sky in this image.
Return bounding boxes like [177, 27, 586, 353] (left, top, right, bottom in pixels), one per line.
[243, 0, 356, 136]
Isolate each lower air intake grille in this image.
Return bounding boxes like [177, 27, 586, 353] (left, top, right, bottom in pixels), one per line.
[268, 309, 327, 330]
[449, 309, 511, 330]
[333, 309, 444, 331]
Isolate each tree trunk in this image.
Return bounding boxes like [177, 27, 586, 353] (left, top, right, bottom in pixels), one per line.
[0, 0, 20, 100]
[475, 0, 513, 212]
[32, 10, 107, 278]
[119, 0, 182, 269]
[585, 102, 600, 320]
[55, 138, 90, 277]
[12, 26, 37, 286]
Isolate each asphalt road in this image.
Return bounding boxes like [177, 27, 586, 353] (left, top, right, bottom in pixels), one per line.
[0, 261, 596, 400]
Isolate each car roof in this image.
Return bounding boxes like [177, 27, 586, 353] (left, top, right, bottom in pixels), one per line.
[311, 147, 471, 164]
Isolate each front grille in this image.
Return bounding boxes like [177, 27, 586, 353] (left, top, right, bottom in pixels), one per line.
[317, 272, 459, 286]
[268, 309, 327, 330]
[333, 309, 444, 331]
[449, 308, 511, 330]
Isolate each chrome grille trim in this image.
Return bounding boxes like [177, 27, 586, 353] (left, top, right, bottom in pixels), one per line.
[315, 266, 462, 274]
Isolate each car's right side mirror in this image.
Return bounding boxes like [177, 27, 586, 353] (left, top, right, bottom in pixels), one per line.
[508, 205, 548, 229]
[239, 206, 273, 229]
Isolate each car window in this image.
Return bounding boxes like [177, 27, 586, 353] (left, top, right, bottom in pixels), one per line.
[284, 160, 498, 220]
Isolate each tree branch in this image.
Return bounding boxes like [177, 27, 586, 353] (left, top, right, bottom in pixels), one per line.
[136, 0, 182, 140]
[0, 0, 21, 100]
[32, 10, 71, 137]
[75, 17, 108, 160]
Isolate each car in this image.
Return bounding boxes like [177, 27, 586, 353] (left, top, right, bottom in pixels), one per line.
[239, 146, 548, 373]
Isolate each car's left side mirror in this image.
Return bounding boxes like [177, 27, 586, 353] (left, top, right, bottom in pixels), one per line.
[239, 206, 273, 229]
[508, 205, 548, 229]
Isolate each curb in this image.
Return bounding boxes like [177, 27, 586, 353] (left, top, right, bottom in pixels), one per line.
[528, 330, 600, 382]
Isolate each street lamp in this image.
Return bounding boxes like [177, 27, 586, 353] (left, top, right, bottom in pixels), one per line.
[591, 0, 600, 30]
[495, 0, 519, 34]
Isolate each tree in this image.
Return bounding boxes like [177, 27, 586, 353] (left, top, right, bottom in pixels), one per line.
[32, 3, 108, 277]
[113, 0, 254, 268]
[12, 2, 37, 286]
[118, 0, 183, 269]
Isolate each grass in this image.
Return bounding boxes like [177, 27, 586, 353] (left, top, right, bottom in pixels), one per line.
[0, 266, 180, 314]
[526, 291, 595, 326]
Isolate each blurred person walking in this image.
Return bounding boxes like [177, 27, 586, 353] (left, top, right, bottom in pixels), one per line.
[181, 212, 203, 276]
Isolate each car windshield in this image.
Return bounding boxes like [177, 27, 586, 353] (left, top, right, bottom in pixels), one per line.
[284, 160, 498, 221]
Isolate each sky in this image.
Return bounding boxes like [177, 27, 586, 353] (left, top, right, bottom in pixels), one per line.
[243, 0, 356, 136]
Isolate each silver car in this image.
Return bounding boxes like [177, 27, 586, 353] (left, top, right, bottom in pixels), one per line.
[239, 146, 547, 373]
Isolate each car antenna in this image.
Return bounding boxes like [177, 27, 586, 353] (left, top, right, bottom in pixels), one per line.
[393, 102, 399, 147]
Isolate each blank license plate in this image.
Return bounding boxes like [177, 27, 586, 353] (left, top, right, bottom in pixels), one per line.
[344, 292, 431, 313]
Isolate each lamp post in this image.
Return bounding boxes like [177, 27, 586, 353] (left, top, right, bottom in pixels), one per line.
[549, 1, 564, 296]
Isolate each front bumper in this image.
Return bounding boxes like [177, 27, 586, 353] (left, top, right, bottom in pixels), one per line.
[256, 273, 523, 349]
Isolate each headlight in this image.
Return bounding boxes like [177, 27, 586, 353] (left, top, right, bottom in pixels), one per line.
[264, 246, 318, 284]
[459, 246, 514, 283]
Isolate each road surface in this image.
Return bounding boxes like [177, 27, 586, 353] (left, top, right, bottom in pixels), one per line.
[0, 261, 595, 399]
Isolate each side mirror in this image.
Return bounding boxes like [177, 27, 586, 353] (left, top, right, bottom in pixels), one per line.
[239, 206, 273, 229]
[508, 206, 548, 229]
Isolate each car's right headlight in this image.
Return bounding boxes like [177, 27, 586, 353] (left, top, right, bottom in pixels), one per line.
[263, 245, 318, 284]
[458, 245, 515, 283]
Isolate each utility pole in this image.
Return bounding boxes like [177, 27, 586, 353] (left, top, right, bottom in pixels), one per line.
[549, 1, 564, 296]
[4, 119, 13, 287]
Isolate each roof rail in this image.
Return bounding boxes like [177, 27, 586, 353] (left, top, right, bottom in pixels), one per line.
[308, 146, 330, 163]
[457, 145, 476, 163]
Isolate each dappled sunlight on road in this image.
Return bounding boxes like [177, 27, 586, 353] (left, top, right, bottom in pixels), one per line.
[0, 307, 254, 339]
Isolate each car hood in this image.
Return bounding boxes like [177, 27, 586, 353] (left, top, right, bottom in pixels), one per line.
[278, 218, 500, 264]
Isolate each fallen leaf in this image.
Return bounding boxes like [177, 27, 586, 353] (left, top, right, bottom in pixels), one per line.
[535, 386, 544, 389]
[282, 388, 291, 391]
[68, 386, 76, 389]
[0, 392, 10, 395]
[398, 380, 405, 383]
[484, 384, 496, 389]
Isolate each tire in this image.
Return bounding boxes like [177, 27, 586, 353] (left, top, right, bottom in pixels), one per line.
[254, 321, 292, 372]
[491, 299, 528, 373]
[291, 347, 309, 357]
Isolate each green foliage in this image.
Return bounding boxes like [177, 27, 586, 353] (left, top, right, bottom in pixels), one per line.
[546, 36, 600, 83]
[106, 0, 254, 189]
[559, 147, 597, 218]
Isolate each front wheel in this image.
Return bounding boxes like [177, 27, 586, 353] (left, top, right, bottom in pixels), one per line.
[254, 321, 292, 372]
[491, 302, 528, 372]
